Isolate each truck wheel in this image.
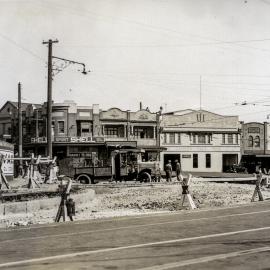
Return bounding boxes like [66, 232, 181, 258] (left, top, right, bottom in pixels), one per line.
[76, 174, 91, 184]
[139, 172, 151, 183]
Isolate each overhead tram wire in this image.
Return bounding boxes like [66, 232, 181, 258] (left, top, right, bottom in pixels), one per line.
[92, 72, 266, 115]
[37, 0, 270, 58]
[94, 71, 270, 95]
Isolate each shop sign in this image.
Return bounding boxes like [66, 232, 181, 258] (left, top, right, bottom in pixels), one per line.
[31, 137, 47, 143]
[182, 154, 191, 158]
[30, 136, 94, 144]
[69, 136, 93, 143]
[68, 153, 92, 158]
[0, 149, 13, 176]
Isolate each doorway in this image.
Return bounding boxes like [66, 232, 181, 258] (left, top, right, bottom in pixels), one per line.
[222, 154, 238, 172]
[164, 154, 181, 171]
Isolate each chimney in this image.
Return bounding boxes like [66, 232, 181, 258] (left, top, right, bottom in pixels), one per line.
[140, 101, 142, 110]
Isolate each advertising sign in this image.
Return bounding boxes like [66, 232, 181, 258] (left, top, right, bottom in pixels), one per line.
[0, 149, 14, 176]
[31, 136, 94, 143]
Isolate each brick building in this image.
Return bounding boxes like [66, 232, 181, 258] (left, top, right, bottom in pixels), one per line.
[241, 122, 270, 172]
[0, 100, 160, 165]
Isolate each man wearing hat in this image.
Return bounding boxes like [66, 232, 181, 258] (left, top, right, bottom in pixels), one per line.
[165, 160, 172, 182]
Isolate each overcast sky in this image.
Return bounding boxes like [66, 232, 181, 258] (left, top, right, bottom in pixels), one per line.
[1, 0, 270, 122]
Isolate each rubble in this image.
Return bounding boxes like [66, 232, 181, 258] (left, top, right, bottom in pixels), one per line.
[1, 178, 269, 228]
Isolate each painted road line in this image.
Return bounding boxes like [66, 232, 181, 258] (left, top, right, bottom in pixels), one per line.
[1, 209, 270, 244]
[136, 246, 270, 270]
[1, 226, 270, 268]
[1, 200, 269, 233]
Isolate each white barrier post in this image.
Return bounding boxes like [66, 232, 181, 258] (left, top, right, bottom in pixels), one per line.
[180, 173, 197, 209]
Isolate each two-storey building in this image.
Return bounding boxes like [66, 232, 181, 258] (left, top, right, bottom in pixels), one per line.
[13, 101, 160, 164]
[241, 122, 270, 172]
[160, 109, 241, 172]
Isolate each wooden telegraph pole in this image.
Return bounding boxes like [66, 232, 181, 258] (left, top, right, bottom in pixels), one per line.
[42, 39, 58, 159]
[18, 82, 23, 173]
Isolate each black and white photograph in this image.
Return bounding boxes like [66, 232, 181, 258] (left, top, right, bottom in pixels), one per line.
[0, 0, 270, 269]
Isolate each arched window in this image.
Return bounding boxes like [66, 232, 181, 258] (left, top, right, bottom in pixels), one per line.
[248, 136, 253, 147]
[254, 136, 260, 147]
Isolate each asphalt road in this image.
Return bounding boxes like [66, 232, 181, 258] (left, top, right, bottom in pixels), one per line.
[1, 202, 270, 269]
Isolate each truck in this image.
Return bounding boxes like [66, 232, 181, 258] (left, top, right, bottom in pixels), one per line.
[58, 148, 161, 184]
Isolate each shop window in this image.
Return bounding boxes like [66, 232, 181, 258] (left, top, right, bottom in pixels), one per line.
[228, 134, 233, 144]
[80, 122, 92, 136]
[169, 133, 175, 144]
[134, 127, 153, 139]
[105, 126, 118, 137]
[58, 121, 65, 134]
[254, 136, 260, 147]
[248, 136, 253, 147]
[193, 154, 198, 168]
[198, 134, 206, 144]
[206, 154, 211, 168]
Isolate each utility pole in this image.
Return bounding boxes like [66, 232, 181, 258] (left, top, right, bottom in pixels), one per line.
[199, 75, 202, 110]
[156, 106, 163, 162]
[42, 39, 58, 159]
[18, 82, 22, 169]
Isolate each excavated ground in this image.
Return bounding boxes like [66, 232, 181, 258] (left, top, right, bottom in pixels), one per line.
[1, 177, 269, 228]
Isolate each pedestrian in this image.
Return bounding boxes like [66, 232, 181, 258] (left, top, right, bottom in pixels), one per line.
[165, 160, 172, 182]
[251, 169, 264, 202]
[66, 198, 75, 221]
[175, 159, 182, 181]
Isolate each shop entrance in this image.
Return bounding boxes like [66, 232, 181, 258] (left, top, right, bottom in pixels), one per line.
[222, 154, 238, 172]
[163, 154, 181, 171]
[114, 153, 121, 179]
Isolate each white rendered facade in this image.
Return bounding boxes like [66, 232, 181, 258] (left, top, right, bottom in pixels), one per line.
[160, 109, 241, 173]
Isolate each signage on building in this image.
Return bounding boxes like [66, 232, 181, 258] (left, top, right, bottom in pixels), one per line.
[69, 136, 93, 143]
[30, 136, 94, 144]
[182, 154, 191, 158]
[0, 149, 13, 176]
[248, 127, 260, 133]
[31, 137, 47, 143]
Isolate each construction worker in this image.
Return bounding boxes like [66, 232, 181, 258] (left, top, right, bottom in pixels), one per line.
[66, 198, 75, 221]
[165, 160, 172, 182]
[175, 159, 182, 181]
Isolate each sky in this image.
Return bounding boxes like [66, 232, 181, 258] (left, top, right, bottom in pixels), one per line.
[1, 0, 270, 122]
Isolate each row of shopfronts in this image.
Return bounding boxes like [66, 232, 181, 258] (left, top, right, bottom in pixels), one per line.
[0, 100, 266, 173]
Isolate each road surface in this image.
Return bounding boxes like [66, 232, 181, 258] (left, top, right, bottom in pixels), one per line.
[0, 201, 270, 269]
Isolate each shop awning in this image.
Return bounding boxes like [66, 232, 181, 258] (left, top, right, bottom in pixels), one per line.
[138, 146, 167, 151]
[105, 141, 137, 148]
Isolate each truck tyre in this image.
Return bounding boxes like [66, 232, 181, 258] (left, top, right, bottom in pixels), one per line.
[139, 172, 151, 183]
[76, 174, 92, 184]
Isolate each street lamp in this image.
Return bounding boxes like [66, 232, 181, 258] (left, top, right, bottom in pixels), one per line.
[43, 39, 90, 158]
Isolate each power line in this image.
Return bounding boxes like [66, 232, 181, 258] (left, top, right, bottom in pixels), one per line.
[38, 0, 270, 56]
[55, 38, 270, 49]
[0, 32, 45, 62]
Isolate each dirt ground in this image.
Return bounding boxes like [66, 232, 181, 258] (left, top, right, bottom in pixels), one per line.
[1, 177, 269, 228]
